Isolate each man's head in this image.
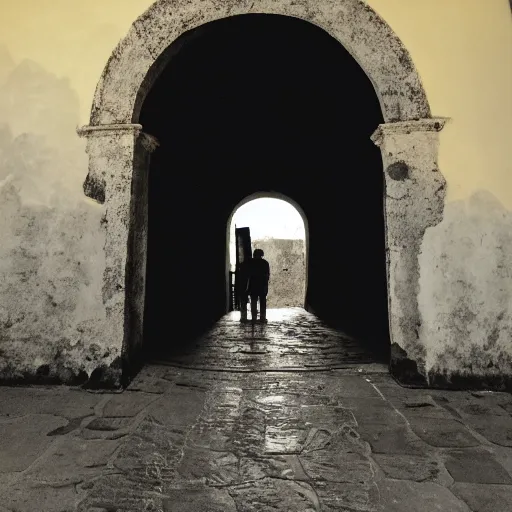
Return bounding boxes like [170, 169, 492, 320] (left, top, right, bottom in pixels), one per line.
[253, 249, 264, 259]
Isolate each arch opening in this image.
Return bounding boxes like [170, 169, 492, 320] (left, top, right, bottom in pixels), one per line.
[228, 195, 308, 312]
[140, 13, 390, 361]
[79, 0, 447, 385]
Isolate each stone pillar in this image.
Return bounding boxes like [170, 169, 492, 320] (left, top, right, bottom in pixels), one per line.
[371, 118, 448, 384]
[77, 124, 159, 383]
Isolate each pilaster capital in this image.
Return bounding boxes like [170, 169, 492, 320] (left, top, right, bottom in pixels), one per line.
[76, 123, 143, 137]
[371, 117, 450, 147]
[77, 123, 159, 153]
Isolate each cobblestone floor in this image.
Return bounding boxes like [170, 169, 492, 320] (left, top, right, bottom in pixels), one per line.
[152, 308, 382, 370]
[1, 311, 512, 511]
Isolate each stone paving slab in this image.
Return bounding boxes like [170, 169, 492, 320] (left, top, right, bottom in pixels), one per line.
[407, 417, 481, 448]
[444, 448, 512, 484]
[0, 414, 68, 473]
[0, 386, 124, 512]
[163, 487, 237, 512]
[357, 422, 430, 456]
[378, 480, 471, 512]
[0, 386, 103, 418]
[372, 453, 451, 485]
[451, 483, 512, 512]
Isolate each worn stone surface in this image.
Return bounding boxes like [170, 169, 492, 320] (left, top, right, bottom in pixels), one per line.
[2, 364, 512, 511]
[228, 479, 320, 511]
[451, 483, 512, 512]
[340, 398, 405, 425]
[0, 414, 67, 472]
[146, 387, 206, 427]
[378, 480, 470, 512]
[153, 308, 381, 370]
[373, 454, 446, 483]
[0, 385, 130, 511]
[163, 488, 237, 512]
[407, 417, 480, 448]
[24, 437, 120, 486]
[461, 414, 512, 447]
[102, 390, 159, 417]
[358, 422, 429, 456]
[74, 368, 391, 510]
[444, 449, 512, 484]
[75, 368, 512, 510]
[2, 480, 82, 512]
[0, 386, 102, 418]
[85, 416, 134, 432]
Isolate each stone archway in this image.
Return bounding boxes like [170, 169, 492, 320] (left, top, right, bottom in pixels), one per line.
[77, 0, 448, 383]
[226, 192, 310, 311]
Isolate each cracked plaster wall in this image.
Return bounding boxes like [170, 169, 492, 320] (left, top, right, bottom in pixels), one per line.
[418, 191, 512, 388]
[0, 50, 113, 384]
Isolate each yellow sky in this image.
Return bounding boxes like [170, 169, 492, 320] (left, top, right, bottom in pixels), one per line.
[0, 0, 154, 122]
[1, 0, 511, 207]
[229, 198, 306, 269]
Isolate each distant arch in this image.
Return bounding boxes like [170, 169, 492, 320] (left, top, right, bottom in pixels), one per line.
[226, 192, 309, 310]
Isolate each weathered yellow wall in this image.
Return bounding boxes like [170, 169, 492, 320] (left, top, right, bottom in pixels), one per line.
[1, 0, 510, 206]
[370, 0, 512, 207]
[0, 0, 153, 124]
[0, 0, 511, 384]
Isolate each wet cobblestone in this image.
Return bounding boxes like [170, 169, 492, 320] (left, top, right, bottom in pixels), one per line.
[1, 312, 512, 511]
[152, 308, 381, 371]
[71, 368, 512, 511]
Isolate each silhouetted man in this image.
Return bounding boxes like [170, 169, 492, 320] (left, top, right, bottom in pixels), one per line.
[247, 248, 270, 323]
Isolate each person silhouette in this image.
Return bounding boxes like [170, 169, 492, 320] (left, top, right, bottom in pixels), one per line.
[247, 248, 270, 323]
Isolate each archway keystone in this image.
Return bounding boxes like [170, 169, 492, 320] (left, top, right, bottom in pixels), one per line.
[78, 0, 448, 384]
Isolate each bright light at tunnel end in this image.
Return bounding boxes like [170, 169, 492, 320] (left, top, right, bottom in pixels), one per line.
[229, 197, 306, 269]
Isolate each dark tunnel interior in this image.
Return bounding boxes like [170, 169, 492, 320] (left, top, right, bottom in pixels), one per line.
[139, 14, 390, 360]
